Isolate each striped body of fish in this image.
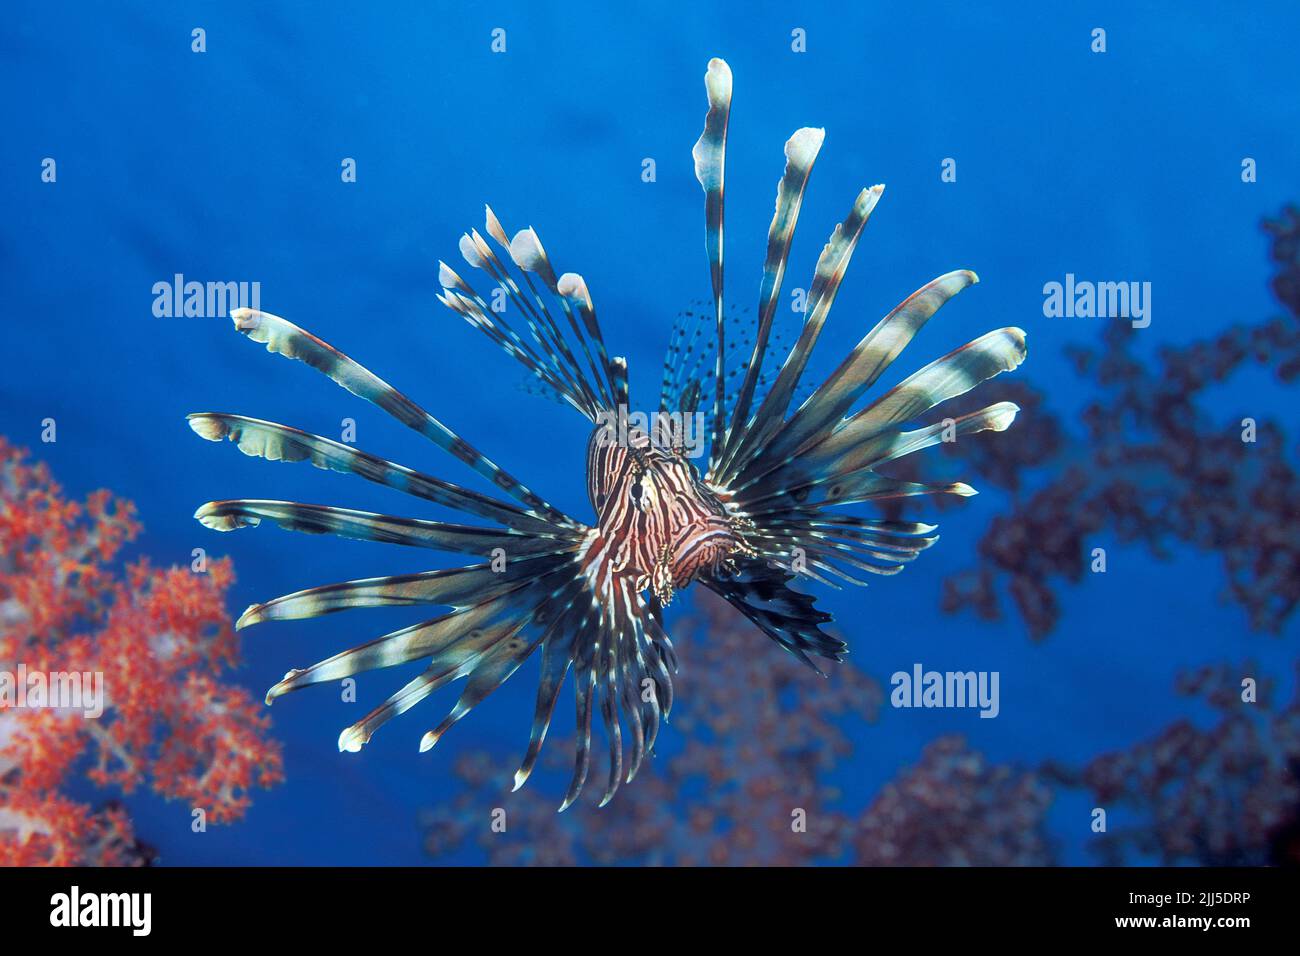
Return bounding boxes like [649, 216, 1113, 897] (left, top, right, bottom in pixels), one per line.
[190, 58, 1026, 810]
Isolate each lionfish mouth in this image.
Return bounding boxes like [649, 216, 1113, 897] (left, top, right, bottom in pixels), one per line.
[189, 57, 1026, 810]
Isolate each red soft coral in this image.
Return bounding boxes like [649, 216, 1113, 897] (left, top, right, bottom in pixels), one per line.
[0, 438, 282, 865]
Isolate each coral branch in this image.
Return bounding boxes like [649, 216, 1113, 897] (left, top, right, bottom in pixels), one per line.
[0, 439, 282, 865]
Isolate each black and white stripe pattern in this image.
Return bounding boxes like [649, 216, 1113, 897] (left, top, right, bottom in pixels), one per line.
[194, 294, 677, 810]
[669, 58, 1026, 673]
[717, 126, 824, 471]
[691, 57, 733, 474]
[714, 184, 885, 487]
[188, 55, 1026, 811]
[438, 207, 620, 420]
[229, 308, 568, 522]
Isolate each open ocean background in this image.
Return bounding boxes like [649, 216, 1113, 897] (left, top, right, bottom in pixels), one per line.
[3, 1, 1298, 864]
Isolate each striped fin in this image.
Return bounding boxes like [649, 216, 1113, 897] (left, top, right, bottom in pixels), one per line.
[188, 413, 567, 535]
[806, 402, 1021, 485]
[439, 285, 595, 423]
[597, 576, 660, 804]
[512, 599, 589, 792]
[439, 253, 534, 361]
[204, 490, 677, 811]
[334, 659, 468, 754]
[746, 270, 980, 470]
[733, 329, 1024, 502]
[556, 271, 619, 409]
[609, 356, 629, 409]
[228, 308, 567, 521]
[437, 283, 557, 393]
[704, 559, 844, 675]
[729, 327, 1025, 505]
[508, 228, 616, 409]
[484, 214, 600, 415]
[752, 521, 936, 564]
[234, 553, 566, 630]
[340, 601, 548, 753]
[459, 228, 536, 330]
[692, 57, 733, 471]
[792, 535, 930, 570]
[418, 623, 542, 753]
[717, 185, 885, 485]
[477, 227, 596, 411]
[742, 473, 976, 515]
[441, 245, 559, 382]
[780, 329, 1025, 483]
[763, 514, 940, 554]
[660, 302, 739, 415]
[561, 635, 598, 812]
[631, 623, 665, 757]
[659, 301, 813, 425]
[821, 329, 1028, 453]
[748, 546, 896, 588]
[641, 597, 677, 721]
[534, 565, 675, 811]
[419, 570, 588, 758]
[660, 302, 725, 414]
[719, 126, 825, 469]
[596, 611, 624, 807]
[746, 525, 931, 586]
[659, 304, 697, 412]
[437, 271, 592, 420]
[268, 591, 531, 703]
[441, 222, 601, 419]
[737, 549, 874, 590]
[616, 605, 647, 784]
[193, 500, 564, 557]
[283, 559, 578, 737]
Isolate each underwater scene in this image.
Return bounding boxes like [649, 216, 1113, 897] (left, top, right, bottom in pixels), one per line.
[2, 1, 1299, 873]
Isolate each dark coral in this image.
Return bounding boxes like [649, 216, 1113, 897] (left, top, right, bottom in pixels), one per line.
[941, 208, 1300, 639]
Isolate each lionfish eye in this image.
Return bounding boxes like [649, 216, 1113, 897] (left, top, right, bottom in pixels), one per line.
[630, 480, 643, 507]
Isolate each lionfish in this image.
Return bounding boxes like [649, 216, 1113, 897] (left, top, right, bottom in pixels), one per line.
[190, 58, 1026, 810]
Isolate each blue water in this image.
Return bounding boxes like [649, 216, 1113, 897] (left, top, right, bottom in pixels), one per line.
[3, 1, 1298, 865]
